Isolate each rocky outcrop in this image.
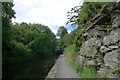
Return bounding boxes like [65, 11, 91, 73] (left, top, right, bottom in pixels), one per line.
[78, 38, 101, 57]
[76, 3, 120, 78]
[104, 50, 119, 69]
[103, 30, 119, 46]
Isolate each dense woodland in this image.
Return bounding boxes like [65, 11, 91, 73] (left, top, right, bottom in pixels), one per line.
[2, 1, 118, 79]
[2, 2, 57, 78]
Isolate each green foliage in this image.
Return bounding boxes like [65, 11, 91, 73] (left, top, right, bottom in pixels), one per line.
[64, 2, 117, 79]
[2, 2, 16, 51]
[75, 64, 82, 73]
[3, 1, 117, 78]
[64, 44, 78, 67]
[65, 2, 117, 51]
[67, 2, 116, 27]
[3, 23, 56, 64]
[58, 27, 85, 50]
[67, 6, 80, 26]
[56, 26, 68, 50]
[57, 38, 65, 49]
[63, 31, 76, 46]
[57, 26, 68, 39]
[74, 28, 85, 48]
[3, 23, 57, 78]
[2, 2, 16, 64]
[2, 2, 57, 78]
[77, 65, 97, 78]
[2, 2, 16, 19]
[78, 2, 116, 24]
[62, 2, 118, 79]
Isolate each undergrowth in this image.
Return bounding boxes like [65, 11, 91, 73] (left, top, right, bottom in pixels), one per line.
[64, 44, 78, 67]
[64, 44, 97, 78]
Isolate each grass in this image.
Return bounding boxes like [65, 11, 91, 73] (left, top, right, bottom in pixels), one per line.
[64, 44, 78, 67]
[64, 44, 97, 78]
[79, 66, 97, 78]
[75, 63, 97, 78]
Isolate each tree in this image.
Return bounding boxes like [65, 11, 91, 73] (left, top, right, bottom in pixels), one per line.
[2, 2, 15, 19]
[3, 22, 57, 78]
[67, 2, 116, 28]
[63, 31, 76, 46]
[2, 2, 57, 78]
[57, 26, 68, 39]
[2, 2, 16, 63]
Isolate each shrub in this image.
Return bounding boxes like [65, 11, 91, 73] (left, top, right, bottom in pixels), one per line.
[64, 44, 78, 67]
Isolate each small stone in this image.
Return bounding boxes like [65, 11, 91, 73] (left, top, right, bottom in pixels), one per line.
[83, 32, 89, 37]
[86, 60, 96, 66]
[100, 46, 111, 53]
[75, 55, 85, 65]
[108, 46, 118, 49]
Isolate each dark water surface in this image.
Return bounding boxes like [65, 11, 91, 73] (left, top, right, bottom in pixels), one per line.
[2, 58, 55, 79]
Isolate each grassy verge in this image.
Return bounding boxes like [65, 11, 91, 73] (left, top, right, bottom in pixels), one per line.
[64, 44, 78, 67]
[76, 65, 97, 78]
[64, 44, 97, 78]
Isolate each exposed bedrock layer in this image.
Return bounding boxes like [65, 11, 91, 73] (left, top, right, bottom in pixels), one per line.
[76, 3, 120, 78]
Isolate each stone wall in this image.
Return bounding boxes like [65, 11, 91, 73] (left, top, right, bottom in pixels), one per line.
[75, 3, 120, 78]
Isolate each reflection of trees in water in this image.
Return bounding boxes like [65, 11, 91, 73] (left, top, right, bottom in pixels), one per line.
[3, 58, 55, 78]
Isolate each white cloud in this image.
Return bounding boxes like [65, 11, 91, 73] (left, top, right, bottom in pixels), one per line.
[12, 0, 82, 34]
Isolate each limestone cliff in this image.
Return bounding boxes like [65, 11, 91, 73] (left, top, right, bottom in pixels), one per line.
[75, 3, 120, 78]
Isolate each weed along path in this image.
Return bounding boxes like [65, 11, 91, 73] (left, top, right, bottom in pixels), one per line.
[46, 55, 80, 78]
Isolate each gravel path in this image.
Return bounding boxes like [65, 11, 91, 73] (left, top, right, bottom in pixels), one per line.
[46, 55, 80, 78]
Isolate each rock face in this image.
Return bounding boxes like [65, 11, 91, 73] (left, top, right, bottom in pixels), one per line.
[79, 38, 99, 57]
[104, 50, 119, 69]
[111, 10, 120, 29]
[75, 3, 120, 78]
[100, 46, 111, 53]
[76, 55, 84, 65]
[103, 31, 118, 46]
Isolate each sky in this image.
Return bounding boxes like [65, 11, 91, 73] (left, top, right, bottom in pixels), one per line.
[12, 0, 83, 34]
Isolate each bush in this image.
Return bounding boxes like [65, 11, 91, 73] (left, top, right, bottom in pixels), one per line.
[76, 65, 97, 78]
[64, 44, 78, 67]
